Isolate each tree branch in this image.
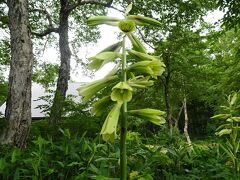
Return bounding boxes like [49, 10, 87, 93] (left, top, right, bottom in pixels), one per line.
[68, 0, 115, 12]
[32, 27, 59, 38]
[136, 26, 156, 50]
[30, 8, 59, 37]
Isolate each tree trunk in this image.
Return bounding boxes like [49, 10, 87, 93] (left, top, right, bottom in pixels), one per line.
[49, 0, 71, 126]
[164, 74, 173, 132]
[176, 103, 184, 131]
[162, 51, 173, 133]
[183, 96, 193, 150]
[0, 0, 33, 148]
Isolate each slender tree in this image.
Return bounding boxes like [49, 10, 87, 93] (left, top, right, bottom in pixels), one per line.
[29, 0, 114, 126]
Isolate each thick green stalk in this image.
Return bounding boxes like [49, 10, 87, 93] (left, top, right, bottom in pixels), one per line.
[120, 35, 127, 180]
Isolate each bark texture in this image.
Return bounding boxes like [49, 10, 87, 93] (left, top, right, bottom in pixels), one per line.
[0, 0, 33, 148]
[162, 52, 173, 132]
[49, 0, 71, 125]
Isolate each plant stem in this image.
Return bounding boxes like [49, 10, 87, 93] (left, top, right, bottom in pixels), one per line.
[120, 35, 127, 180]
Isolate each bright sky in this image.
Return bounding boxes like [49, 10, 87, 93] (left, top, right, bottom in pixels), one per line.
[41, 8, 124, 82]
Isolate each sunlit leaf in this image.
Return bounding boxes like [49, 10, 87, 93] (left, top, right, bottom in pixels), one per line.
[211, 114, 231, 120]
[216, 129, 232, 136]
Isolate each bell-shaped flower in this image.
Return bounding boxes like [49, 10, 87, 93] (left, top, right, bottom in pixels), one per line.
[126, 15, 161, 27]
[118, 19, 136, 33]
[127, 33, 146, 53]
[127, 60, 165, 79]
[128, 75, 154, 89]
[128, 108, 166, 125]
[88, 51, 122, 70]
[100, 102, 122, 142]
[77, 75, 118, 103]
[111, 82, 133, 103]
[127, 49, 160, 61]
[92, 96, 113, 117]
[87, 16, 121, 26]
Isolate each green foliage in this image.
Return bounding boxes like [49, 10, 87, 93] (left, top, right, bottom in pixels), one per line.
[32, 63, 59, 88]
[212, 92, 240, 174]
[0, 123, 237, 179]
[218, 0, 240, 30]
[0, 81, 7, 106]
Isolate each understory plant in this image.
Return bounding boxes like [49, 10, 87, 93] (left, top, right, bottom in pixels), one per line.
[77, 3, 166, 179]
[212, 92, 240, 176]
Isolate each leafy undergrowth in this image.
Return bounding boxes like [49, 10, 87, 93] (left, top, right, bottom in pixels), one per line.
[0, 121, 237, 179]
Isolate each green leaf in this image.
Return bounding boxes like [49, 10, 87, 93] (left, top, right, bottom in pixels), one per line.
[211, 114, 231, 120]
[100, 102, 122, 142]
[219, 143, 235, 163]
[139, 174, 153, 180]
[77, 75, 118, 103]
[111, 82, 133, 102]
[127, 15, 161, 26]
[216, 129, 232, 136]
[0, 158, 6, 171]
[87, 16, 121, 26]
[230, 93, 238, 106]
[231, 117, 240, 122]
[88, 52, 122, 70]
[11, 149, 21, 163]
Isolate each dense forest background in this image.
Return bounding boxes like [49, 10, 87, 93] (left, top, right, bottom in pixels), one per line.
[0, 0, 239, 179]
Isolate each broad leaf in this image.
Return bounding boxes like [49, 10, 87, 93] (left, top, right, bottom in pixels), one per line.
[216, 129, 232, 136]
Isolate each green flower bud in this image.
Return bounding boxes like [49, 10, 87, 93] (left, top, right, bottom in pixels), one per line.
[118, 20, 135, 33]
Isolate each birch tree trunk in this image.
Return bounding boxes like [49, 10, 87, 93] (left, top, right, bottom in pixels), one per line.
[183, 96, 193, 150]
[0, 0, 33, 148]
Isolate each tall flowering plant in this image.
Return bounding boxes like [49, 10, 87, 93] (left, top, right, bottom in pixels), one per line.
[77, 4, 166, 179]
